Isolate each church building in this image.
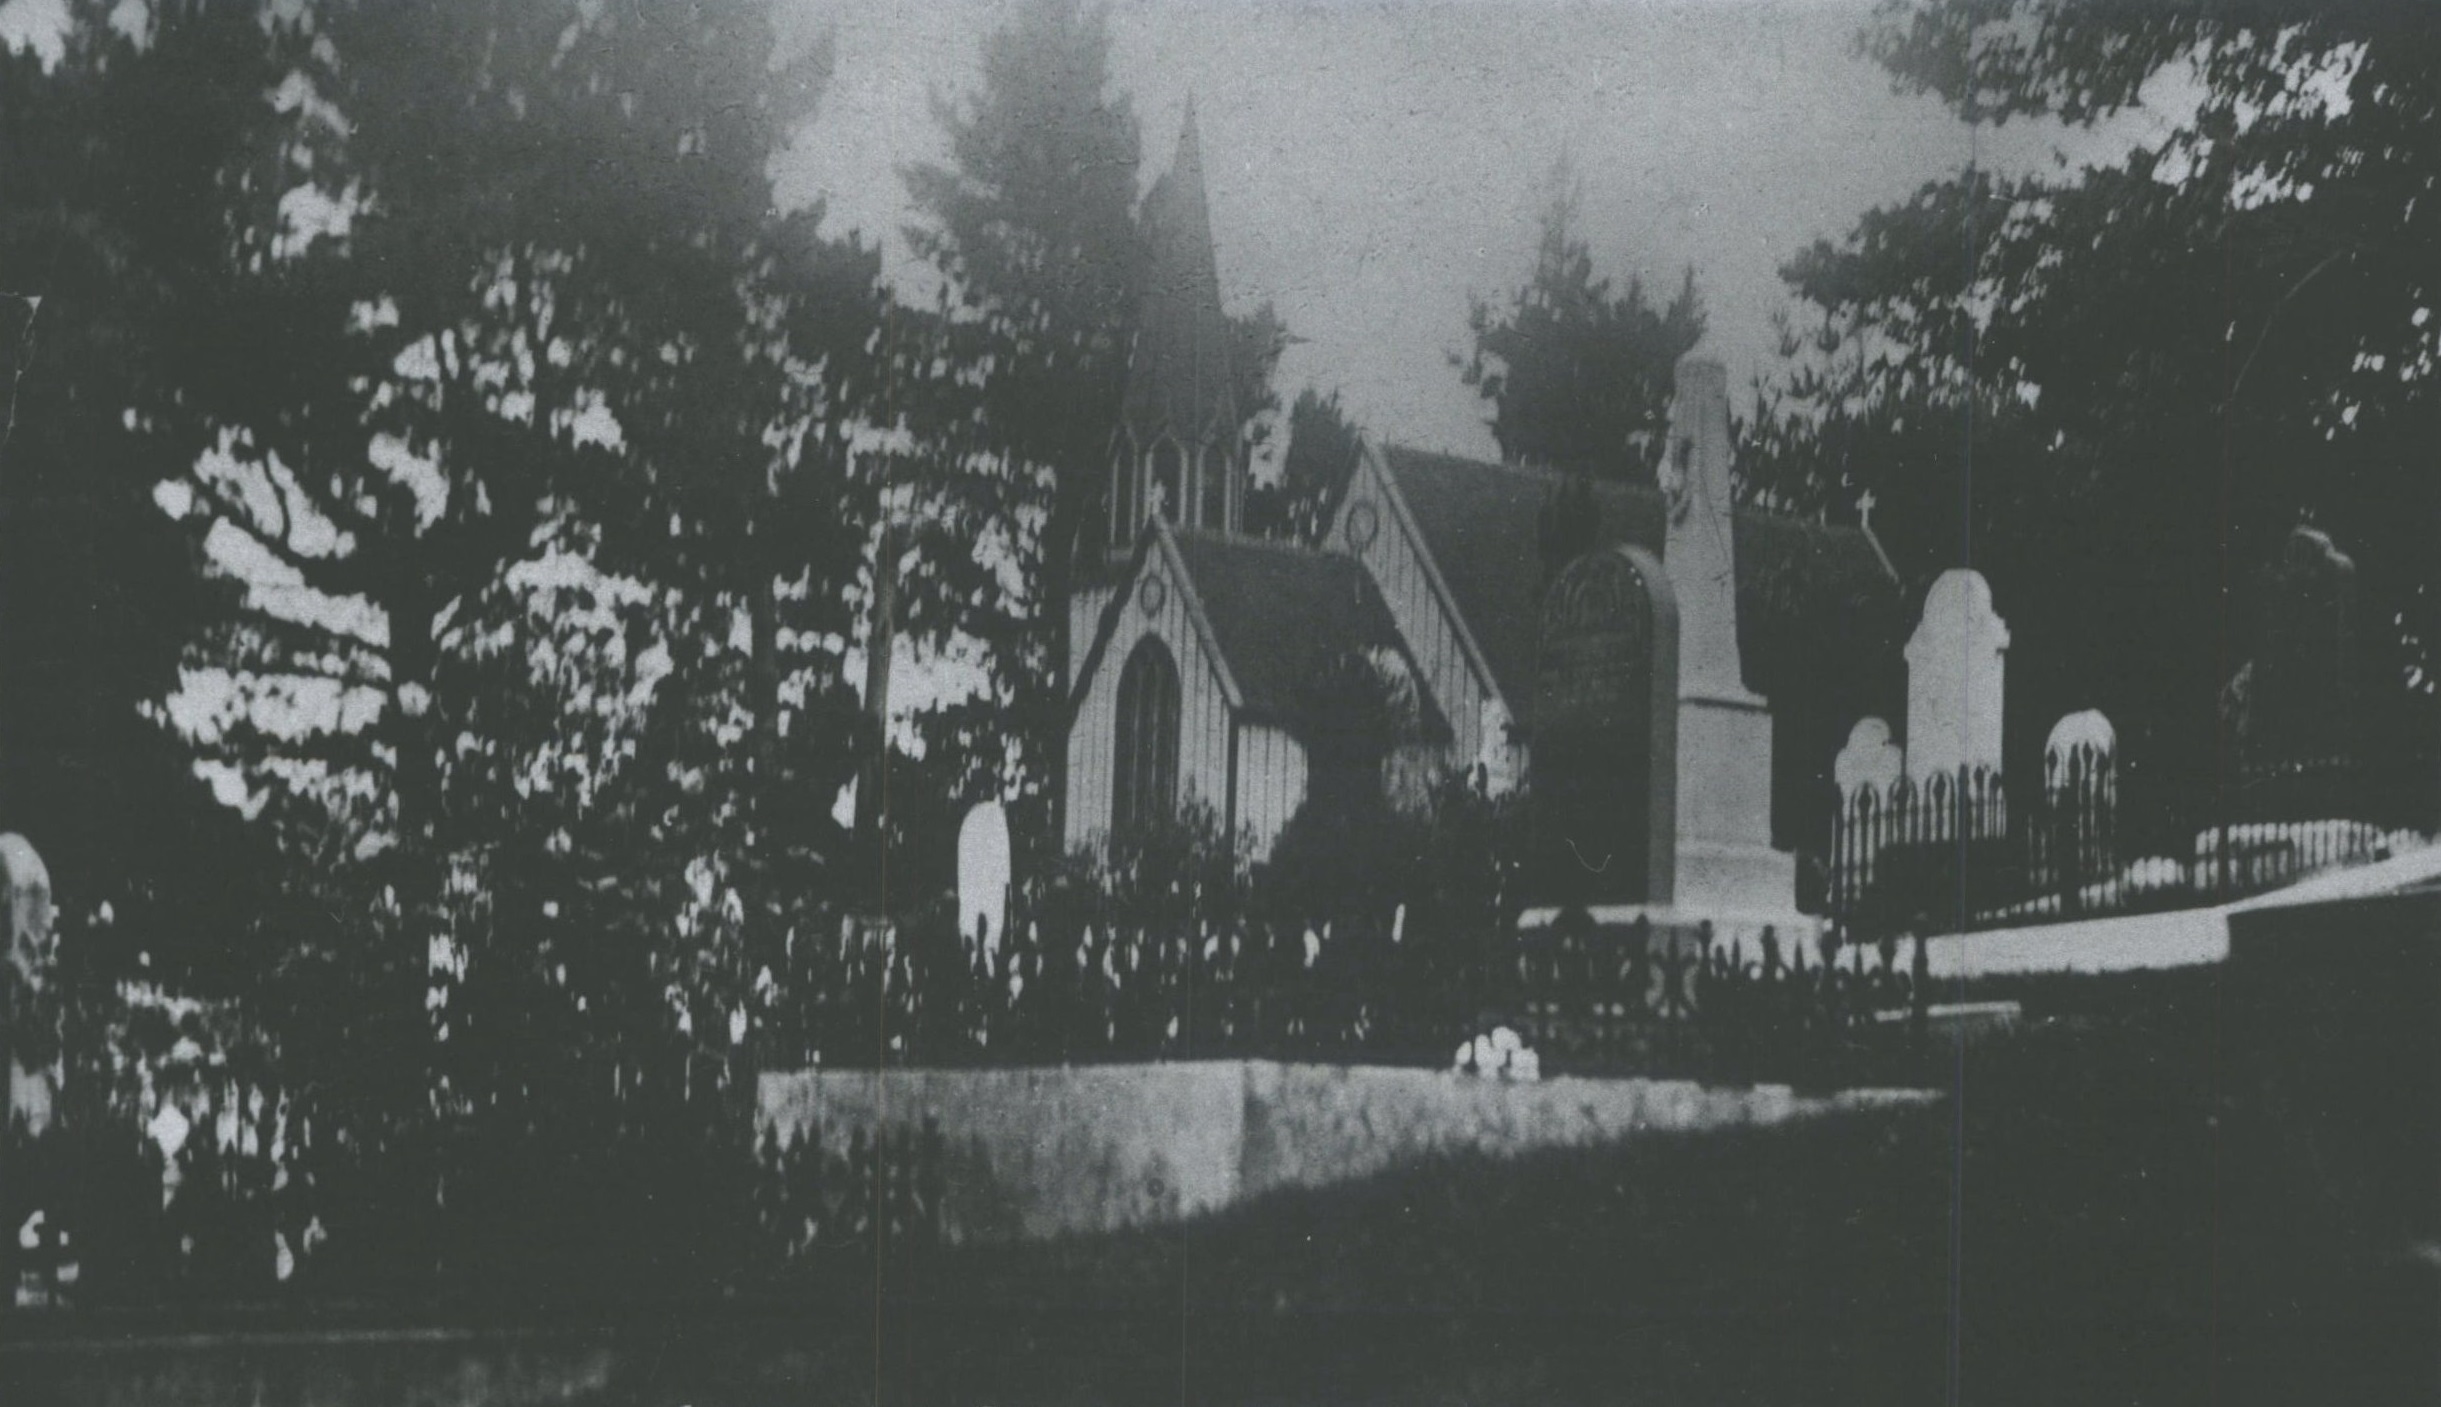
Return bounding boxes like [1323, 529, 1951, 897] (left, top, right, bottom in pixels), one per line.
[1063, 115, 1908, 906]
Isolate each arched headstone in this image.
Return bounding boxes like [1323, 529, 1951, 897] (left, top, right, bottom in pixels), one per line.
[1834, 718, 1903, 800]
[1531, 545, 1680, 905]
[2043, 710, 2116, 795]
[2042, 710, 2119, 901]
[1905, 570, 2009, 782]
[956, 802, 1011, 965]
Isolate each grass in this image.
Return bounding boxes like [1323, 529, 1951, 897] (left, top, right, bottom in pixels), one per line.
[11, 950, 2424, 1404]
[585, 961, 2436, 1405]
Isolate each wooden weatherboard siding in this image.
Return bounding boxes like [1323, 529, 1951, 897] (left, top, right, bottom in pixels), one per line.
[1330, 446, 1505, 774]
[1232, 721, 1309, 857]
[1067, 582, 1118, 690]
[1065, 532, 1239, 855]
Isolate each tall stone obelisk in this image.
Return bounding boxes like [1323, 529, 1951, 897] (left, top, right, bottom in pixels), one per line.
[1660, 353, 1802, 922]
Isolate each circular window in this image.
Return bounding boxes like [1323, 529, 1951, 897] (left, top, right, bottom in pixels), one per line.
[1139, 573, 1168, 616]
[1344, 500, 1382, 553]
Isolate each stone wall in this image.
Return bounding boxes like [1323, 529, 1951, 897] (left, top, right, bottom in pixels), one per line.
[758, 1062, 1248, 1243]
[758, 1061, 1933, 1244]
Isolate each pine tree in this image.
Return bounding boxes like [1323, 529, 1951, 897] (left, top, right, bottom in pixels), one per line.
[1246, 387, 1366, 546]
[1456, 177, 1706, 484]
[0, 0, 298, 988]
[901, 0, 1144, 854]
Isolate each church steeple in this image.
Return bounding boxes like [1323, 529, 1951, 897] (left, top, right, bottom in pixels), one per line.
[1107, 100, 1246, 549]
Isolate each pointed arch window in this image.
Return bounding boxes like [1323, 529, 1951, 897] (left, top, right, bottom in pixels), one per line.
[1109, 435, 1141, 549]
[1150, 439, 1186, 525]
[1113, 635, 1182, 841]
[1200, 441, 1232, 531]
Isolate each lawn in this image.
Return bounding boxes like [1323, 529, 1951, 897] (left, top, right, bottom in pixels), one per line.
[589, 964, 2437, 1405]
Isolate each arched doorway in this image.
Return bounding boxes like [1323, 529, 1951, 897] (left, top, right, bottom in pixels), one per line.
[1113, 636, 1182, 842]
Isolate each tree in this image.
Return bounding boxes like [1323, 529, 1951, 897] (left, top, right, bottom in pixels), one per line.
[81, 0, 890, 1122]
[0, 0, 292, 990]
[1456, 178, 1706, 484]
[1747, 0, 2441, 838]
[902, 0, 1142, 847]
[1247, 387, 1366, 547]
[1259, 647, 1426, 920]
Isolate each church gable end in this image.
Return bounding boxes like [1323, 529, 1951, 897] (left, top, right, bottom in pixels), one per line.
[1064, 526, 1242, 856]
[1328, 446, 1512, 778]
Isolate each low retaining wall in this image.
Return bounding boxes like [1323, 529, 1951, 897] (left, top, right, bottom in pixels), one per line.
[757, 1061, 1933, 1243]
[1922, 845, 2441, 981]
[1923, 905, 2231, 979]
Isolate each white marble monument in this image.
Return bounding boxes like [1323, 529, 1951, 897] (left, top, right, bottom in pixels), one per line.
[1657, 352, 1805, 927]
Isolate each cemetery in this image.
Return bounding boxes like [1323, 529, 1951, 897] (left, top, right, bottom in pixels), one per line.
[8, 119, 2430, 1397]
[3, 1, 2438, 1403]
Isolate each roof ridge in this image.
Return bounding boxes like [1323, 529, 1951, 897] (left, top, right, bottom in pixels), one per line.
[1382, 442, 1657, 496]
[1170, 527, 1359, 563]
[1382, 442, 1878, 538]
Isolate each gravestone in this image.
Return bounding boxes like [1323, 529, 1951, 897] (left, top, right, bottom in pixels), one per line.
[1834, 718, 1904, 800]
[1660, 352, 1799, 916]
[2043, 709, 2118, 895]
[1531, 545, 1679, 904]
[2043, 710, 2116, 795]
[3, 834, 56, 1139]
[956, 801, 1011, 964]
[2243, 526, 2357, 804]
[1904, 569, 2009, 783]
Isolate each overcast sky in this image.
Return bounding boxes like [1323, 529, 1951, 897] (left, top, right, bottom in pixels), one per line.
[774, 0, 2170, 462]
[1, 0, 2175, 460]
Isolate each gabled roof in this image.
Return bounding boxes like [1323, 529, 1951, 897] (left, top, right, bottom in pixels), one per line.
[1070, 521, 1447, 745]
[1376, 445, 1904, 731]
[1124, 105, 1240, 449]
[1169, 530, 1447, 741]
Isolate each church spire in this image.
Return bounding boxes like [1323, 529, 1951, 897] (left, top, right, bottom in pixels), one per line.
[1103, 100, 1247, 549]
[1123, 98, 1240, 457]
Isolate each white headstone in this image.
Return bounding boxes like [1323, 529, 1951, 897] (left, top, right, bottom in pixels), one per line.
[2043, 709, 2116, 789]
[1834, 717, 1904, 799]
[1904, 569, 2010, 782]
[0, 833, 50, 988]
[3, 834, 55, 1138]
[956, 802, 1011, 963]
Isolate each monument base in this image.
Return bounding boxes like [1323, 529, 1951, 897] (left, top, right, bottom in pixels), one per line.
[1672, 839, 1799, 917]
[1517, 899, 1823, 958]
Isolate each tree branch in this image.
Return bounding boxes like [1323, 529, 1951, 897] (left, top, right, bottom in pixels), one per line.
[2227, 244, 2350, 412]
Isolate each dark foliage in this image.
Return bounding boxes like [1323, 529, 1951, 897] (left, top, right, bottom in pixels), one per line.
[359, 958, 2429, 1407]
[1456, 179, 1706, 484]
[898, 0, 1290, 856]
[0, 0, 289, 990]
[1245, 386, 1366, 546]
[1748, 0, 2441, 835]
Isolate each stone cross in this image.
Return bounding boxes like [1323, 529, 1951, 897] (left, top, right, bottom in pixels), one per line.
[1904, 569, 2009, 783]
